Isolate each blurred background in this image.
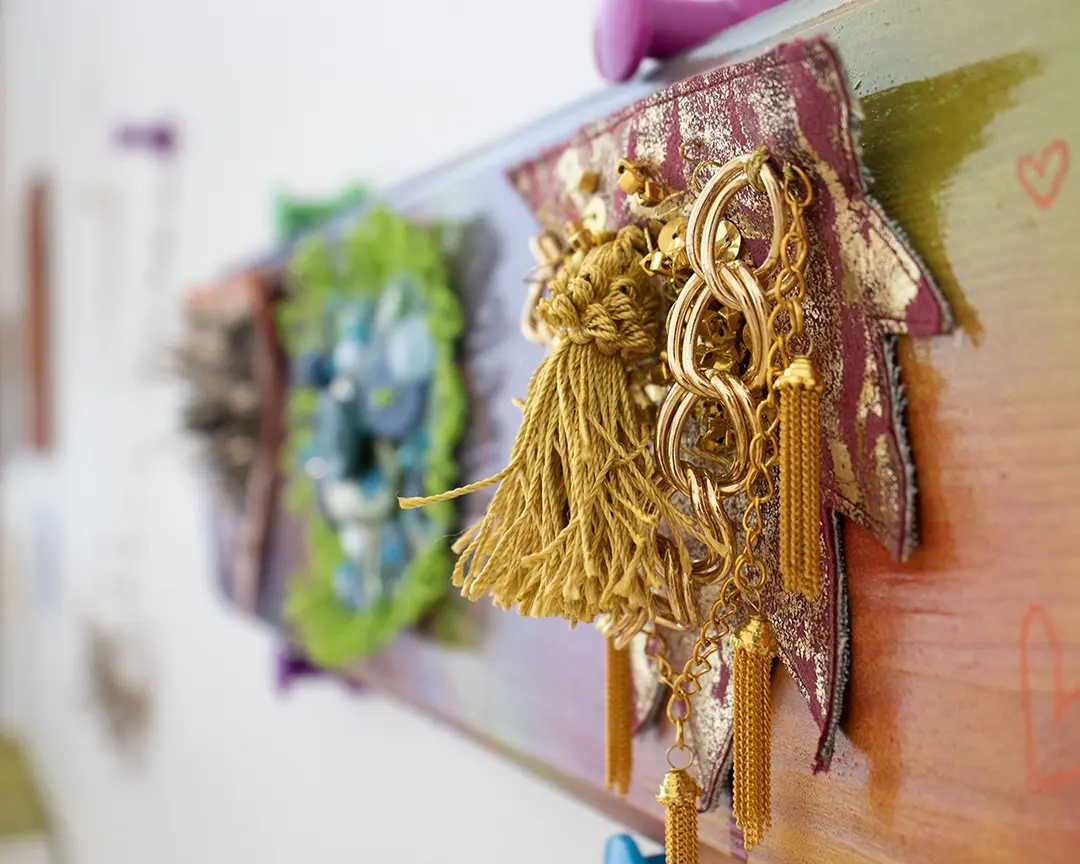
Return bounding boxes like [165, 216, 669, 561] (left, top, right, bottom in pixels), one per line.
[0, 1, 848, 861]
[0, 2, 630, 863]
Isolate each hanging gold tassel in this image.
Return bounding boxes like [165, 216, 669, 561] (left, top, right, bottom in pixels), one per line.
[657, 765, 700, 864]
[733, 616, 776, 852]
[606, 636, 633, 796]
[776, 356, 822, 599]
[400, 226, 719, 626]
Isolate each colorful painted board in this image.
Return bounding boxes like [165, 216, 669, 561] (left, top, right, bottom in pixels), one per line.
[336, 0, 1080, 861]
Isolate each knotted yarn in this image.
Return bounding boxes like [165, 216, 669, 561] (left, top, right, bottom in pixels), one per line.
[400, 225, 714, 625]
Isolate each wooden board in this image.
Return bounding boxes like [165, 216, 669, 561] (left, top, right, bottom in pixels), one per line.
[24, 181, 52, 452]
[347, 0, 1080, 860]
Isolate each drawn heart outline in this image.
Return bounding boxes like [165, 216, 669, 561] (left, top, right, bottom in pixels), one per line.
[1019, 604, 1080, 791]
[1017, 140, 1070, 209]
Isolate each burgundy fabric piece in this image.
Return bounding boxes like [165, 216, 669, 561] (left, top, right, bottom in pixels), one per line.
[507, 38, 950, 807]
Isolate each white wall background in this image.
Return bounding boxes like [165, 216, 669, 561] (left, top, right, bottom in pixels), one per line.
[0, 2, 647, 863]
[0, 1, 832, 862]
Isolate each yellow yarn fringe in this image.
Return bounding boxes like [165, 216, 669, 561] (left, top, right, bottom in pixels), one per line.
[401, 226, 718, 625]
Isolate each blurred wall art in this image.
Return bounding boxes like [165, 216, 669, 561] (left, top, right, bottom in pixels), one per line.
[278, 207, 468, 667]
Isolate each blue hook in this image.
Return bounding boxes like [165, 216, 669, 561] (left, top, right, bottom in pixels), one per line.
[604, 834, 665, 864]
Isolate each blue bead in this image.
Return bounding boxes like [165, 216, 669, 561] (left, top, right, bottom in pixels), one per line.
[386, 314, 436, 385]
[359, 468, 386, 497]
[347, 319, 371, 343]
[379, 521, 408, 569]
[332, 561, 360, 608]
[397, 432, 429, 471]
[295, 353, 334, 388]
[356, 356, 424, 439]
[315, 392, 365, 479]
[333, 338, 366, 378]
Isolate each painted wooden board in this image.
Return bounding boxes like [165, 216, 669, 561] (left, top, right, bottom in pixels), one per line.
[344, 0, 1080, 860]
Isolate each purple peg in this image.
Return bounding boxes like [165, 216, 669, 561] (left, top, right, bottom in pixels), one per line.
[113, 121, 178, 156]
[594, 0, 788, 82]
[276, 645, 324, 691]
[275, 644, 364, 694]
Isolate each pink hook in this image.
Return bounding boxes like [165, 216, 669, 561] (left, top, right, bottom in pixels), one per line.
[594, 0, 787, 82]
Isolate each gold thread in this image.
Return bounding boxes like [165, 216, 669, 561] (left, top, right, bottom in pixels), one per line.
[606, 636, 633, 796]
[657, 767, 700, 864]
[732, 617, 776, 851]
[777, 358, 822, 598]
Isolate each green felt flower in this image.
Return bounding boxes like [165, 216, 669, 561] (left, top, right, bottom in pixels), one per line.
[276, 206, 466, 668]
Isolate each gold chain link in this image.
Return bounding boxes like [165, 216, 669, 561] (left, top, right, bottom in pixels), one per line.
[648, 162, 814, 750]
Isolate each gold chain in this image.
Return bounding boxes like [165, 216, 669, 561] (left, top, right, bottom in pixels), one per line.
[648, 163, 814, 752]
[772, 163, 814, 367]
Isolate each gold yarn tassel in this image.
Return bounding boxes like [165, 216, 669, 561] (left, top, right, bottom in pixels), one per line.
[400, 226, 717, 625]
[657, 766, 700, 864]
[776, 356, 822, 599]
[733, 616, 776, 852]
[606, 636, 633, 796]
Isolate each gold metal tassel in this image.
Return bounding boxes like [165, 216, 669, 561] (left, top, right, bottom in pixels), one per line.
[733, 617, 776, 852]
[605, 636, 633, 796]
[657, 765, 700, 864]
[777, 356, 823, 599]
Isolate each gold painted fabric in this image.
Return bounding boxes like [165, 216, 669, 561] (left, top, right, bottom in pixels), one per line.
[507, 38, 951, 808]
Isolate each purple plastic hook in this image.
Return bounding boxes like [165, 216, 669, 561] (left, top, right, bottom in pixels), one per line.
[275, 644, 364, 693]
[113, 120, 178, 156]
[594, 0, 787, 82]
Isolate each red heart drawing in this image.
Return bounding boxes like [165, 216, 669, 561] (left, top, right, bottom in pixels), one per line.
[1020, 604, 1080, 791]
[1017, 140, 1070, 209]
